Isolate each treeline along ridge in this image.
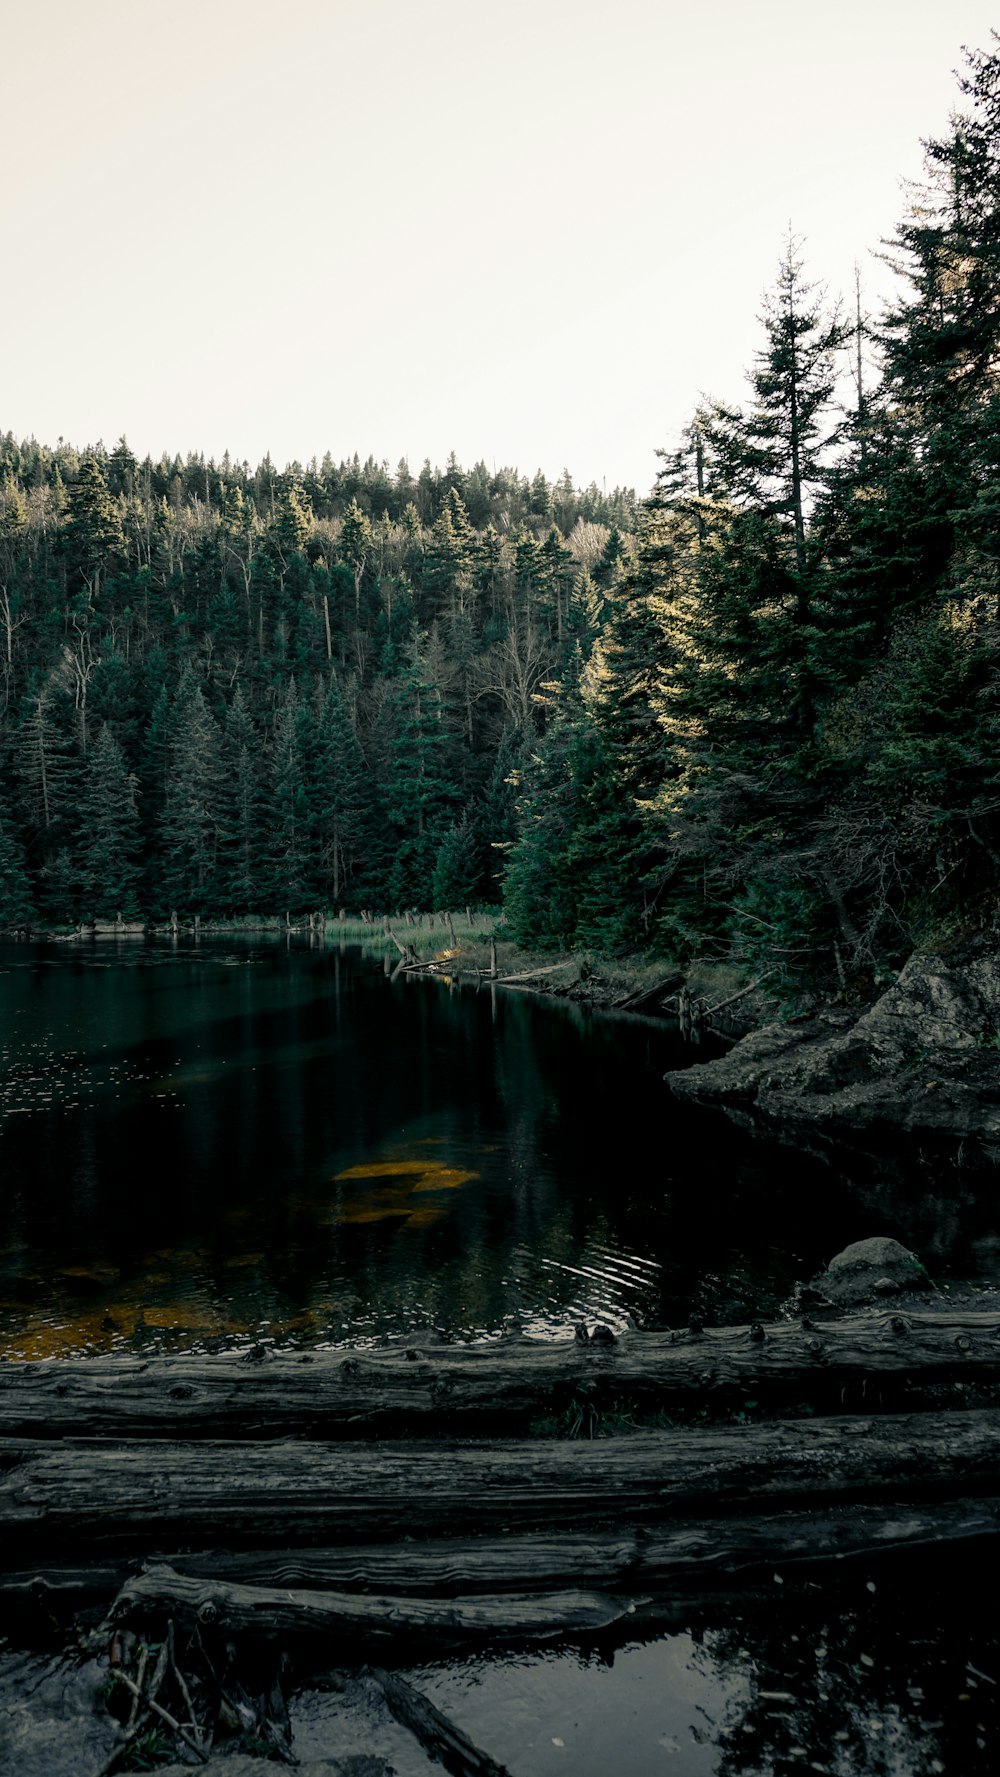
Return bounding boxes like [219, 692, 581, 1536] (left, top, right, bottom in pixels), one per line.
[2, 41, 1000, 997]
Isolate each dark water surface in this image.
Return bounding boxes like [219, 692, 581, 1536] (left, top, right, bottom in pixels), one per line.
[0, 934, 995, 1358]
[2, 937, 1000, 1775]
[399, 1548, 1000, 1777]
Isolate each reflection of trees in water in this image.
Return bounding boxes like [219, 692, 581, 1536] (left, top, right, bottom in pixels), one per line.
[698, 1559, 996, 1776]
[8, 942, 1000, 1350]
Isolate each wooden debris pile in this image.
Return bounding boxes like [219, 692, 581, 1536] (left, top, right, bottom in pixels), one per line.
[3, 1312, 1000, 1771]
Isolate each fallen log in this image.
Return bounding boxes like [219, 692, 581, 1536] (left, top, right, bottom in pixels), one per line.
[4, 1497, 999, 1630]
[493, 962, 578, 984]
[4, 1311, 999, 1440]
[107, 1564, 640, 1642]
[367, 1666, 512, 1777]
[612, 970, 685, 1012]
[2, 1411, 1000, 1559]
[160, 1497, 1000, 1591]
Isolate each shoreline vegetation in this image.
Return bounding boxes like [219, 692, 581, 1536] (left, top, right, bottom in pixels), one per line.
[2, 910, 766, 1026]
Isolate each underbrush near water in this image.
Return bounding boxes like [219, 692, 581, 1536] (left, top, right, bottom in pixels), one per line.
[20, 909, 784, 1030]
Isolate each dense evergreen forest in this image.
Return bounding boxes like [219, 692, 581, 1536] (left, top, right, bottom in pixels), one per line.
[3, 42, 1000, 996]
[0, 440, 636, 925]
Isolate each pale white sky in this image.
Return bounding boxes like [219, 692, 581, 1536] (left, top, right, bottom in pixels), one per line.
[1, 0, 996, 496]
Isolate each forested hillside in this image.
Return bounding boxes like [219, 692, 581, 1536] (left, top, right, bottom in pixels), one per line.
[0, 443, 635, 922]
[3, 42, 1000, 999]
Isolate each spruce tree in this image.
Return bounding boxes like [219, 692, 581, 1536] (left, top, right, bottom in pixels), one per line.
[217, 685, 266, 911]
[376, 640, 459, 905]
[310, 671, 372, 905]
[75, 726, 143, 919]
[504, 654, 634, 950]
[159, 681, 224, 914]
[702, 236, 847, 739]
[432, 815, 482, 910]
[0, 798, 34, 926]
[64, 453, 125, 599]
[264, 679, 314, 910]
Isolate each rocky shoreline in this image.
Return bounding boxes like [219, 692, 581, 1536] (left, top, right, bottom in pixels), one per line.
[664, 948, 1000, 1164]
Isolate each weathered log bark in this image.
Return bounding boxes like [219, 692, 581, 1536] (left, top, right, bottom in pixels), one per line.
[107, 1564, 639, 1642]
[2, 1411, 1000, 1559]
[4, 1312, 999, 1440]
[160, 1498, 1000, 1591]
[5, 1498, 998, 1629]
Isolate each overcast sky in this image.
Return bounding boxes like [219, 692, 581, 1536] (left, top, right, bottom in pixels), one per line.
[2, 0, 996, 496]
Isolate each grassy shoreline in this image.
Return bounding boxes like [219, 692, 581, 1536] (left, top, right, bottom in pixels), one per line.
[1, 910, 782, 1029]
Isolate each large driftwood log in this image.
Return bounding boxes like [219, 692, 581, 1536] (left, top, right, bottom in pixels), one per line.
[107, 1564, 640, 1641]
[160, 1498, 1000, 1591]
[3, 1311, 999, 1440]
[4, 1498, 999, 1626]
[2, 1410, 1000, 1559]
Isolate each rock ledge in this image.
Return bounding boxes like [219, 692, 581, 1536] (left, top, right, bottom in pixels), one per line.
[665, 951, 1000, 1155]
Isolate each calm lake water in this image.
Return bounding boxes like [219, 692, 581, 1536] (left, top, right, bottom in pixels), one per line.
[0, 935, 996, 1359]
[2, 937, 999, 1776]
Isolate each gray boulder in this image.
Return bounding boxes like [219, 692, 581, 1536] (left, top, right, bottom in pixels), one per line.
[815, 1236, 933, 1306]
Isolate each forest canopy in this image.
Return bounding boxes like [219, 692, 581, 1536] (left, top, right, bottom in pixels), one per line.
[3, 39, 1000, 996]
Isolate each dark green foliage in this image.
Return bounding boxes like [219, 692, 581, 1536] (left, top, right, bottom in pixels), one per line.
[505, 661, 637, 951]
[159, 680, 224, 914]
[0, 798, 34, 926]
[0, 438, 623, 921]
[217, 685, 266, 911]
[432, 815, 481, 909]
[63, 453, 125, 597]
[507, 39, 1000, 979]
[75, 726, 143, 919]
[264, 679, 314, 910]
[375, 641, 460, 906]
[310, 671, 371, 905]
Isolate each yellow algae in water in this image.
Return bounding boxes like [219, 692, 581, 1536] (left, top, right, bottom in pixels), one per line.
[402, 1204, 446, 1226]
[335, 1204, 416, 1224]
[335, 1159, 478, 1190]
[55, 1263, 121, 1285]
[328, 1179, 454, 1227]
[2, 1296, 244, 1359]
[330, 1155, 479, 1226]
[333, 1197, 446, 1227]
[331, 1185, 416, 1224]
[412, 1168, 478, 1192]
[137, 1304, 230, 1330]
[3, 1307, 134, 1360]
[335, 1161, 434, 1179]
